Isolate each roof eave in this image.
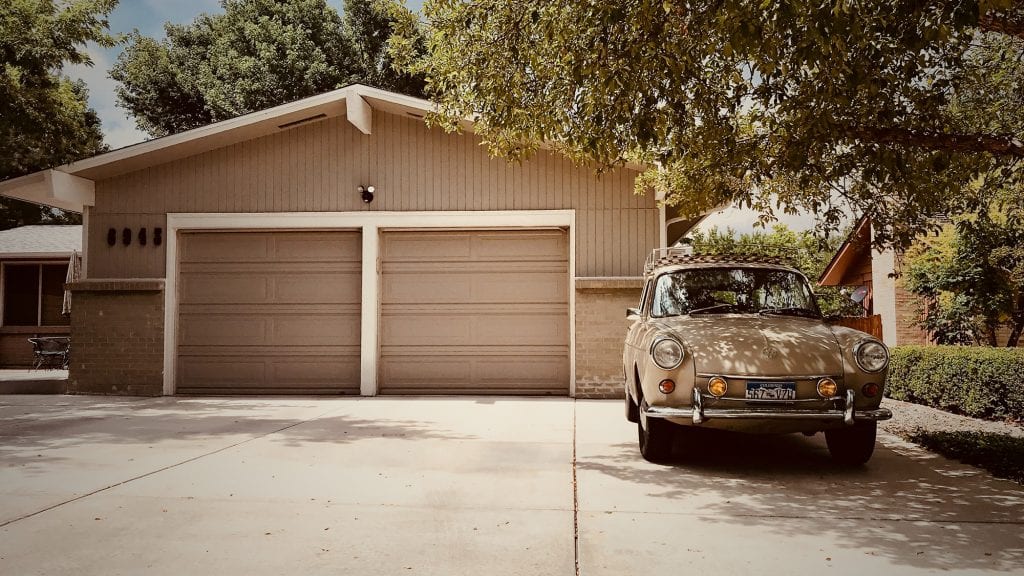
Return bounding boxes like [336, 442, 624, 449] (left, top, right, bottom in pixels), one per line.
[0, 170, 94, 213]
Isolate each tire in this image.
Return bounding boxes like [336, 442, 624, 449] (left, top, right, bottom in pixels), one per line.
[825, 422, 877, 466]
[625, 388, 639, 423]
[638, 409, 674, 463]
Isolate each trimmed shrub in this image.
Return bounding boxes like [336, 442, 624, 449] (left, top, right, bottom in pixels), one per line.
[886, 346, 1024, 421]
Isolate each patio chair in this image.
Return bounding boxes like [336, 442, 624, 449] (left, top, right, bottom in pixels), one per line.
[28, 337, 71, 370]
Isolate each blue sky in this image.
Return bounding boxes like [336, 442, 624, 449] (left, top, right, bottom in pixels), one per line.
[65, 0, 383, 148]
[64, 0, 815, 234]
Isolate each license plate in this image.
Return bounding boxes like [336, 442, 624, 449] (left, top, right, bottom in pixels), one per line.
[745, 381, 797, 400]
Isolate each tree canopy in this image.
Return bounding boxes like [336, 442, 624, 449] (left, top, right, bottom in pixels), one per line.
[112, 0, 426, 138]
[401, 0, 1024, 249]
[0, 0, 114, 228]
[904, 210, 1024, 347]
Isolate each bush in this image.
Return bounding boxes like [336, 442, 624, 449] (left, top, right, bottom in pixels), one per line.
[886, 346, 1024, 421]
[908, 431, 1024, 484]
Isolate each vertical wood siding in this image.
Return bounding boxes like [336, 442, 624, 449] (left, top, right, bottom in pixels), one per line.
[90, 112, 658, 278]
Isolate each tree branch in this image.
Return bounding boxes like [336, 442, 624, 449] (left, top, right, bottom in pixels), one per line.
[843, 125, 1024, 157]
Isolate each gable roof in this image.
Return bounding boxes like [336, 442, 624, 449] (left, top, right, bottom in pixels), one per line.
[0, 225, 81, 257]
[0, 85, 435, 212]
[818, 215, 871, 286]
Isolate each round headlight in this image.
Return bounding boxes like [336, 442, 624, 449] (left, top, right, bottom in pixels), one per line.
[651, 338, 684, 370]
[855, 340, 889, 373]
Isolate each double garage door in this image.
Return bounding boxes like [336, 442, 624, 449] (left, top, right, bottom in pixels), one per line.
[177, 229, 569, 395]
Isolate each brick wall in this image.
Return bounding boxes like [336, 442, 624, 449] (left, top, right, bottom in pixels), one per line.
[894, 281, 930, 346]
[67, 280, 164, 395]
[574, 278, 642, 399]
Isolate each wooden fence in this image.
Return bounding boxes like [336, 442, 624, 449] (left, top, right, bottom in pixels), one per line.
[830, 315, 883, 339]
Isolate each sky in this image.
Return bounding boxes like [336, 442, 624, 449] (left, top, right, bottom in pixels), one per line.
[64, 0, 815, 234]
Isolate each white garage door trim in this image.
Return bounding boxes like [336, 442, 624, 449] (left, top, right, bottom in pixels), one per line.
[164, 210, 576, 396]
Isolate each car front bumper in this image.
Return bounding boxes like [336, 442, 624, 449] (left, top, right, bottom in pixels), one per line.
[644, 389, 893, 426]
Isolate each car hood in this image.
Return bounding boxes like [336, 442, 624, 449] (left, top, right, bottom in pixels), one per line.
[655, 315, 844, 377]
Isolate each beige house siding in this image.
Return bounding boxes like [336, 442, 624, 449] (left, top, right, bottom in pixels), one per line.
[87, 112, 657, 280]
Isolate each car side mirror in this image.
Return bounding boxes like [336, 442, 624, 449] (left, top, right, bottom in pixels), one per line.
[626, 307, 641, 320]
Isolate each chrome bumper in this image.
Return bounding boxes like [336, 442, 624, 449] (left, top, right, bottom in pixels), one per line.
[645, 389, 893, 426]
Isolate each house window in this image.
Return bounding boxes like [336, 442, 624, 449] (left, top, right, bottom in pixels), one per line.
[2, 263, 70, 327]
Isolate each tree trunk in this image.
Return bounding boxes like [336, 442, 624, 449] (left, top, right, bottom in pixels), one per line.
[986, 321, 999, 347]
[1006, 294, 1024, 347]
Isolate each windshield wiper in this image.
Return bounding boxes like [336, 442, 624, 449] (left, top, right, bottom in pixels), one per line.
[758, 307, 820, 318]
[688, 303, 738, 315]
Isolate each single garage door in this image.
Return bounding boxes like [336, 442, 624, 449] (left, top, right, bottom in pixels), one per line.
[177, 230, 361, 394]
[379, 229, 570, 395]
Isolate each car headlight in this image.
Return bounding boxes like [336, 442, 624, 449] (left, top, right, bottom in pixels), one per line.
[855, 340, 889, 373]
[651, 337, 684, 370]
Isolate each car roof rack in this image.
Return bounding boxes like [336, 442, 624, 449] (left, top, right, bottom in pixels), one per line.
[643, 248, 797, 275]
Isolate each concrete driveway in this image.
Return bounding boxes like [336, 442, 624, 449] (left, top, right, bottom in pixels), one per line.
[0, 396, 1021, 575]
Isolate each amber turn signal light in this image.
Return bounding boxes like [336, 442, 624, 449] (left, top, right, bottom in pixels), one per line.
[658, 379, 676, 394]
[707, 376, 728, 397]
[862, 383, 880, 398]
[816, 378, 838, 398]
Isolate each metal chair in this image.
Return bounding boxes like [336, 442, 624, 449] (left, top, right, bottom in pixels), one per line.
[28, 337, 71, 370]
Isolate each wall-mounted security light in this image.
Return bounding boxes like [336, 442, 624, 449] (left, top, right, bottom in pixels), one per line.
[358, 185, 375, 203]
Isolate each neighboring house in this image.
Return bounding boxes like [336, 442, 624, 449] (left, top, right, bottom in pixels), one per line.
[0, 225, 80, 367]
[819, 216, 1020, 348]
[0, 85, 693, 398]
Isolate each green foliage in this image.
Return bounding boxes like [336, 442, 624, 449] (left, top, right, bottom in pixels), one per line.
[403, 0, 1024, 250]
[904, 211, 1024, 346]
[887, 346, 1024, 421]
[112, 0, 426, 138]
[909, 431, 1024, 484]
[0, 0, 114, 228]
[686, 225, 862, 317]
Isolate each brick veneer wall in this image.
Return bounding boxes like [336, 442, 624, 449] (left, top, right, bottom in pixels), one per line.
[574, 278, 642, 399]
[67, 280, 164, 395]
[894, 281, 930, 346]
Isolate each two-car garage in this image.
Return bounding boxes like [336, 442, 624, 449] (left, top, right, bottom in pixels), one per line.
[174, 227, 570, 396]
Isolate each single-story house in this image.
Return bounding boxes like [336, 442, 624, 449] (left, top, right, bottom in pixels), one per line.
[0, 225, 80, 367]
[0, 85, 703, 398]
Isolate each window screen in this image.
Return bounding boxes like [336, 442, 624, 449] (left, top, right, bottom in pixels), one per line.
[41, 264, 69, 326]
[3, 265, 40, 326]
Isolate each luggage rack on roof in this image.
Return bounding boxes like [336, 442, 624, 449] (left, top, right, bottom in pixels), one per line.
[643, 248, 797, 275]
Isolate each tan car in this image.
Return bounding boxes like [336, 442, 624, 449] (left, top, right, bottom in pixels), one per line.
[623, 250, 892, 464]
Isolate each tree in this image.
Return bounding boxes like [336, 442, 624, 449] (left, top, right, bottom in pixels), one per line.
[686, 225, 863, 317]
[112, 0, 426, 138]
[398, 0, 1024, 250]
[904, 211, 1024, 347]
[0, 0, 114, 229]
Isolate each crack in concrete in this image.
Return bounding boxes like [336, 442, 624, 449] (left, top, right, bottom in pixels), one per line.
[572, 400, 580, 576]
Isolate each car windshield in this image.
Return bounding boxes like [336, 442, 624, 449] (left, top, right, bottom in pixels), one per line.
[650, 267, 821, 318]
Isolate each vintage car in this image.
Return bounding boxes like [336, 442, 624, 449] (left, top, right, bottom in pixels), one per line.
[623, 250, 892, 464]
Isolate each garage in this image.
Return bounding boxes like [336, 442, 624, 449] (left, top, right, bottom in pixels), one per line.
[378, 229, 570, 395]
[176, 230, 361, 394]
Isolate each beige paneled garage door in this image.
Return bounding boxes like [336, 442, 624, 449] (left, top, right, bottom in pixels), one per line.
[379, 229, 570, 395]
[177, 231, 361, 394]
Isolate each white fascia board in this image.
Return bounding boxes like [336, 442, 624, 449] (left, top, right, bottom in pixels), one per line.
[0, 253, 74, 260]
[0, 169, 94, 212]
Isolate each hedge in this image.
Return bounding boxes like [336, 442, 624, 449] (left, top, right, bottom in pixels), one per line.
[886, 346, 1024, 422]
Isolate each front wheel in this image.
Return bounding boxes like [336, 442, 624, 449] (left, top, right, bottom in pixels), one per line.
[638, 410, 674, 463]
[825, 422, 877, 465]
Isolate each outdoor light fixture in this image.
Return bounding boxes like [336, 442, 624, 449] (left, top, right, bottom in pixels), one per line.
[358, 185, 375, 203]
